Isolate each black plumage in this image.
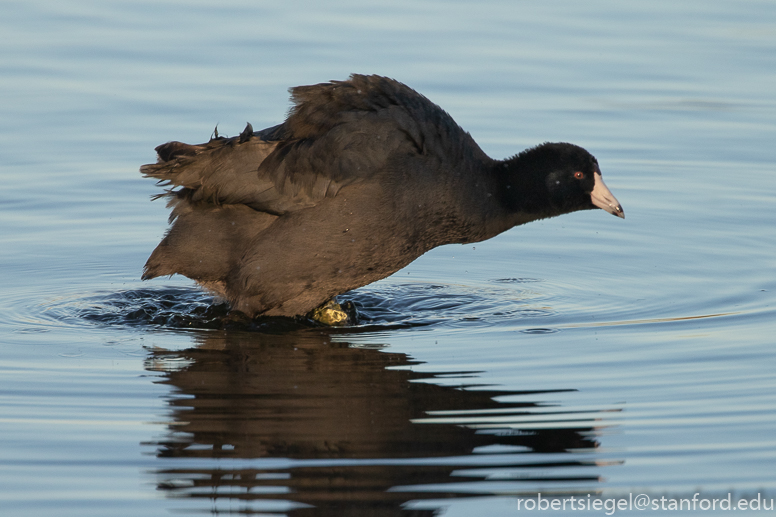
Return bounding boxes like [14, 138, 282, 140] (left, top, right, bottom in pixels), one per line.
[141, 74, 623, 317]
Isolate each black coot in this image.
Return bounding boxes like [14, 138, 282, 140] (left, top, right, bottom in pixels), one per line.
[141, 74, 623, 318]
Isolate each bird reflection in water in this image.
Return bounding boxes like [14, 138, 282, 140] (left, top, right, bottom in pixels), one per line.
[144, 330, 616, 516]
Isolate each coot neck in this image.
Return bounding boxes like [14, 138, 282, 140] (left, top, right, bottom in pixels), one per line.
[490, 155, 556, 225]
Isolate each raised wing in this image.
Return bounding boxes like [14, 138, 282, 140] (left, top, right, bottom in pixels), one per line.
[141, 75, 472, 216]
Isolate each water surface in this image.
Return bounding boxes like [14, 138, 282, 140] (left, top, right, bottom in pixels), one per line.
[1, 1, 775, 515]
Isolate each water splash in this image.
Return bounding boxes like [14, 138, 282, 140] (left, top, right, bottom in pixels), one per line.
[27, 280, 554, 332]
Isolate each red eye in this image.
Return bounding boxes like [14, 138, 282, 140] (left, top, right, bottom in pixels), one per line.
[574, 171, 585, 179]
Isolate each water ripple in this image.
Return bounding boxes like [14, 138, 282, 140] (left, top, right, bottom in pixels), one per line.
[16, 281, 555, 332]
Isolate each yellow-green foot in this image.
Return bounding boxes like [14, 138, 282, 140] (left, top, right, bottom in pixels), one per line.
[309, 299, 357, 326]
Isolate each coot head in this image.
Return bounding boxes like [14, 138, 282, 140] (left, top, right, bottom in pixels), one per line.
[502, 142, 624, 220]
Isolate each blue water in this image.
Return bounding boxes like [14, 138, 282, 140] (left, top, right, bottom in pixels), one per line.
[1, 1, 775, 515]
